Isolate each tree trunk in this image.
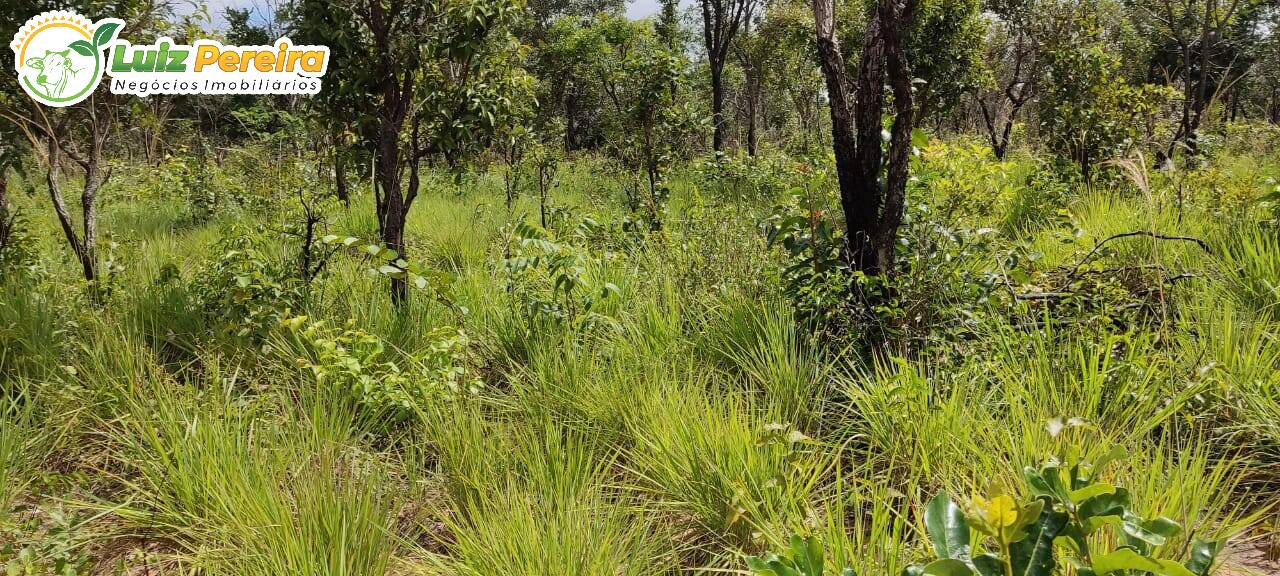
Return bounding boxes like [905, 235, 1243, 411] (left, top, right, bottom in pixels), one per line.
[813, 0, 915, 275]
[44, 137, 99, 283]
[334, 144, 349, 207]
[744, 59, 759, 156]
[375, 127, 408, 305]
[0, 173, 11, 252]
[711, 61, 726, 152]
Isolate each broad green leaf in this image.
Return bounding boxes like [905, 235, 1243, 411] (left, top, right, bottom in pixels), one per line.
[1145, 517, 1182, 539]
[1067, 483, 1115, 504]
[972, 554, 1003, 576]
[1009, 500, 1065, 576]
[1154, 560, 1198, 576]
[1184, 540, 1220, 576]
[1092, 446, 1128, 474]
[1093, 548, 1162, 575]
[925, 492, 971, 561]
[922, 559, 972, 576]
[1078, 488, 1130, 531]
[1004, 498, 1044, 544]
[747, 556, 776, 575]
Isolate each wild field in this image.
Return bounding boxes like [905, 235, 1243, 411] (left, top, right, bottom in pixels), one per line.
[2, 130, 1279, 575]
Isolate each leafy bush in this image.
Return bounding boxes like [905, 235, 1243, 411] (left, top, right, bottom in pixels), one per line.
[503, 219, 620, 333]
[277, 316, 482, 424]
[762, 189, 853, 334]
[189, 227, 303, 341]
[0, 207, 40, 279]
[748, 453, 1226, 576]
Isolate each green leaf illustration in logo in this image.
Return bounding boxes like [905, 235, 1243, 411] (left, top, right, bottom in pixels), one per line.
[68, 40, 95, 57]
[92, 22, 121, 47]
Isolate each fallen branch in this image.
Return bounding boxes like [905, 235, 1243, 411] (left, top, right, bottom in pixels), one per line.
[1068, 231, 1213, 282]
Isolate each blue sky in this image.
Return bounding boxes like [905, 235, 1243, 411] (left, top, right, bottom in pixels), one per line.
[200, 0, 669, 28]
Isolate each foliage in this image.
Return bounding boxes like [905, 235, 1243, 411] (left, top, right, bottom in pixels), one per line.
[1037, 6, 1173, 183]
[751, 453, 1228, 576]
[763, 179, 855, 334]
[747, 535, 854, 576]
[503, 219, 620, 332]
[278, 316, 481, 425]
[909, 0, 985, 123]
[904, 452, 1225, 576]
[0, 207, 39, 277]
[189, 227, 304, 341]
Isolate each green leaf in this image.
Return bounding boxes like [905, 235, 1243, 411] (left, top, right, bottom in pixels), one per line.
[1009, 499, 1066, 576]
[1184, 540, 1220, 576]
[925, 492, 971, 562]
[1004, 498, 1045, 544]
[1067, 482, 1115, 504]
[922, 559, 972, 576]
[68, 39, 94, 57]
[973, 554, 1003, 576]
[93, 22, 121, 47]
[1093, 548, 1162, 575]
[747, 556, 776, 575]
[1078, 488, 1130, 530]
[1092, 446, 1128, 474]
[1145, 517, 1182, 539]
[790, 535, 822, 576]
[1154, 560, 1199, 576]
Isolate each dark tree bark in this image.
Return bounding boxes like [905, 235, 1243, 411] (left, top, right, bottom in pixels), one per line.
[734, 17, 761, 156]
[0, 171, 11, 253]
[365, 1, 418, 305]
[813, 0, 918, 275]
[699, 0, 754, 152]
[333, 128, 350, 208]
[335, 151, 350, 207]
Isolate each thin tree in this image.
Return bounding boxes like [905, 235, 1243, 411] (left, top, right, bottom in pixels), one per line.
[1, 91, 118, 286]
[1150, 0, 1251, 163]
[298, 0, 523, 303]
[973, 4, 1039, 159]
[812, 0, 919, 275]
[699, 0, 755, 151]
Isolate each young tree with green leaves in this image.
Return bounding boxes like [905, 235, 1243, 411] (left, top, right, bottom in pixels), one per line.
[0, 1, 152, 287]
[1139, 0, 1265, 163]
[296, 0, 527, 303]
[1038, 1, 1170, 184]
